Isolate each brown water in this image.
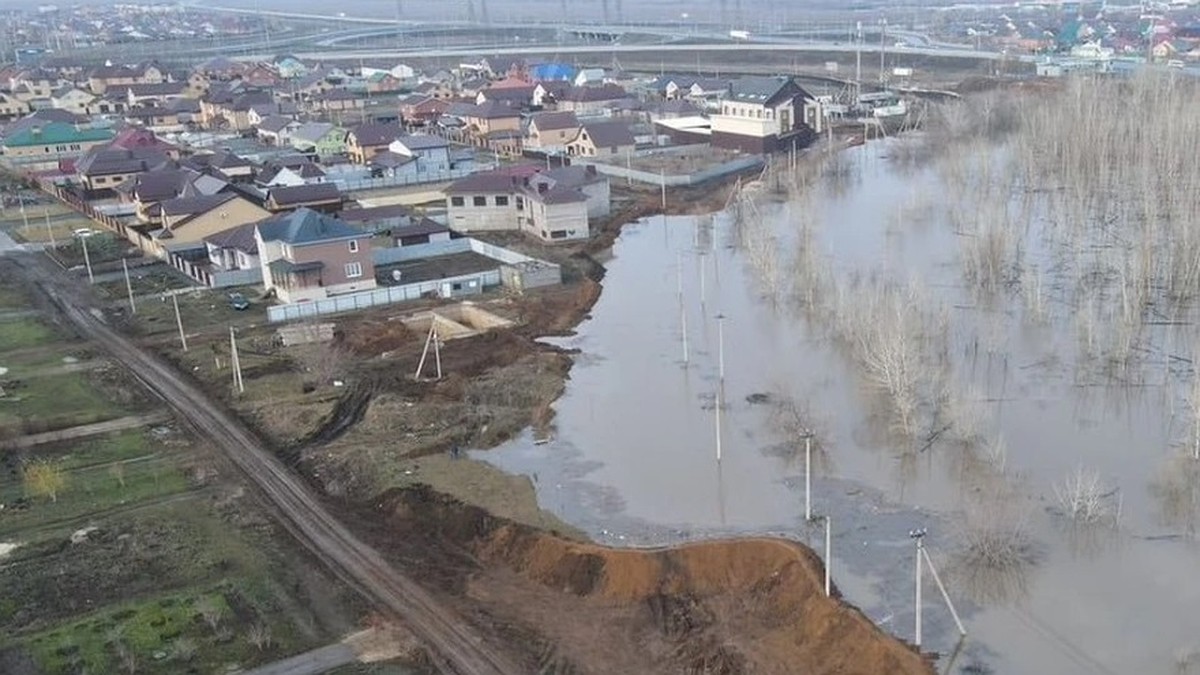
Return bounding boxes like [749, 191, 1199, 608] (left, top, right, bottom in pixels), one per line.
[483, 141, 1200, 674]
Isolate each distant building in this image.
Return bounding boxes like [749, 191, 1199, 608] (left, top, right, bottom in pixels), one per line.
[1, 120, 115, 169]
[709, 76, 822, 154]
[444, 168, 592, 243]
[565, 121, 636, 157]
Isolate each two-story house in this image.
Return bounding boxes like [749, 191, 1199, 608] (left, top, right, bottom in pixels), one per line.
[525, 111, 580, 154]
[290, 122, 347, 158]
[565, 121, 636, 157]
[87, 62, 165, 95]
[49, 86, 95, 115]
[346, 122, 401, 164]
[709, 76, 823, 153]
[387, 134, 451, 173]
[556, 84, 629, 115]
[444, 168, 591, 243]
[1, 121, 115, 170]
[255, 208, 376, 303]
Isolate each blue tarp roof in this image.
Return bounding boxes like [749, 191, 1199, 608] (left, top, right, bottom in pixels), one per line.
[529, 63, 576, 81]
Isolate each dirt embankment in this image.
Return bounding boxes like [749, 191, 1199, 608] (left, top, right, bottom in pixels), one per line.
[364, 488, 934, 675]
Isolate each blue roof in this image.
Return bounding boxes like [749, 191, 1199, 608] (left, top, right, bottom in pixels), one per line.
[529, 63, 576, 81]
[256, 207, 364, 245]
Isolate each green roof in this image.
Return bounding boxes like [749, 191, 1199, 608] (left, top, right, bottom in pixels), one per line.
[4, 122, 114, 148]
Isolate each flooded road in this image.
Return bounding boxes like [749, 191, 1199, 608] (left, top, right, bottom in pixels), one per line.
[481, 141, 1200, 674]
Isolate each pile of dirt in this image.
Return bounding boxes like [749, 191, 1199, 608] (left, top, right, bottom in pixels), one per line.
[366, 487, 933, 675]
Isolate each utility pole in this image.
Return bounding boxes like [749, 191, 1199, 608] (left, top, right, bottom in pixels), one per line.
[677, 252, 688, 365]
[122, 258, 136, 314]
[909, 528, 966, 648]
[660, 169, 667, 211]
[823, 514, 831, 596]
[172, 293, 188, 352]
[229, 326, 244, 394]
[804, 434, 812, 521]
[716, 313, 726, 385]
[80, 234, 94, 284]
[855, 21, 862, 99]
[43, 208, 54, 246]
[880, 18, 887, 83]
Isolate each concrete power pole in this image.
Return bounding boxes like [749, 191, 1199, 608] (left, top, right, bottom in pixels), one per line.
[467, 0, 476, 24]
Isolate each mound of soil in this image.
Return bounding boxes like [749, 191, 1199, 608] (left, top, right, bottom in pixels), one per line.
[365, 487, 933, 675]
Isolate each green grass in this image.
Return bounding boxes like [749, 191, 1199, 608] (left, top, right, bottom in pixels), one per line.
[0, 371, 125, 434]
[0, 286, 31, 311]
[0, 318, 56, 353]
[0, 455, 189, 536]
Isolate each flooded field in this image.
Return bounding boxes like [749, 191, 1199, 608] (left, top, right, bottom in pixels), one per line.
[483, 87, 1200, 674]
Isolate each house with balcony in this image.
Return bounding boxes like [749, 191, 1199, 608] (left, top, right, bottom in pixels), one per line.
[709, 76, 822, 154]
[255, 208, 376, 303]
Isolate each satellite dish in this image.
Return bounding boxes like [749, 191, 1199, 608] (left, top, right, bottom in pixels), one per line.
[391, 270, 402, 282]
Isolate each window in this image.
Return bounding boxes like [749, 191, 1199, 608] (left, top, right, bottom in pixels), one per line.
[516, 196, 524, 211]
[344, 262, 363, 278]
[473, 196, 487, 207]
[550, 230, 568, 239]
[451, 196, 464, 207]
[495, 195, 509, 206]
[348, 239, 359, 253]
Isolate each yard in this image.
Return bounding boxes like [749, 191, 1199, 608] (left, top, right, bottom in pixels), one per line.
[0, 272, 363, 674]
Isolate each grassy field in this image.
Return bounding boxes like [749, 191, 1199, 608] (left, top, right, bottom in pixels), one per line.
[0, 277, 362, 674]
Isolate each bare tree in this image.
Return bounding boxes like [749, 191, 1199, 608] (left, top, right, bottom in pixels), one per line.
[247, 621, 273, 651]
[1054, 467, 1118, 526]
[195, 597, 224, 633]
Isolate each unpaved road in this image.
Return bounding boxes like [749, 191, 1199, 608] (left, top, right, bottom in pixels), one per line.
[8, 254, 524, 675]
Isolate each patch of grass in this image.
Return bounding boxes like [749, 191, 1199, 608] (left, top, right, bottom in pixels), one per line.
[0, 455, 189, 536]
[12, 215, 94, 244]
[132, 287, 262, 337]
[95, 267, 196, 301]
[0, 371, 125, 434]
[0, 286, 30, 310]
[0, 318, 55, 352]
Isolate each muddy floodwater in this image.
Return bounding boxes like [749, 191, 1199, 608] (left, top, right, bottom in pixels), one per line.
[481, 140, 1200, 674]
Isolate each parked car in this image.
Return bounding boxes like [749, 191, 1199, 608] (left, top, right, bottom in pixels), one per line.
[228, 292, 250, 310]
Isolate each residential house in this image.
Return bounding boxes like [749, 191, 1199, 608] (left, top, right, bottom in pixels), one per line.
[461, 101, 521, 147]
[387, 134, 451, 173]
[574, 68, 606, 86]
[256, 157, 327, 187]
[246, 101, 299, 129]
[218, 91, 280, 131]
[290, 122, 347, 158]
[413, 80, 454, 99]
[125, 107, 184, 133]
[337, 204, 450, 242]
[10, 69, 60, 99]
[556, 84, 629, 115]
[125, 81, 189, 107]
[346, 122, 401, 164]
[1, 121, 115, 169]
[0, 93, 31, 120]
[532, 80, 572, 107]
[565, 121, 636, 157]
[155, 192, 271, 245]
[307, 88, 365, 115]
[256, 115, 302, 145]
[292, 71, 335, 99]
[476, 85, 535, 109]
[196, 57, 247, 81]
[398, 94, 450, 128]
[117, 168, 230, 223]
[264, 183, 343, 213]
[525, 111, 580, 154]
[205, 221, 262, 273]
[255, 208, 376, 303]
[364, 71, 404, 94]
[444, 169, 590, 243]
[87, 62, 165, 94]
[239, 63, 281, 89]
[49, 86, 95, 115]
[108, 127, 180, 158]
[75, 146, 173, 194]
[273, 55, 309, 80]
[710, 76, 822, 154]
[182, 151, 256, 182]
[529, 165, 611, 219]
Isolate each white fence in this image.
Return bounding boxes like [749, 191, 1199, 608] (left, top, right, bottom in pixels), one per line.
[371, 237, 551, 267]
[266, 270, 501, 323]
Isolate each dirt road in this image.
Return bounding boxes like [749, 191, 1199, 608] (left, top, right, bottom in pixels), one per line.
[7, 253, 524, 675]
